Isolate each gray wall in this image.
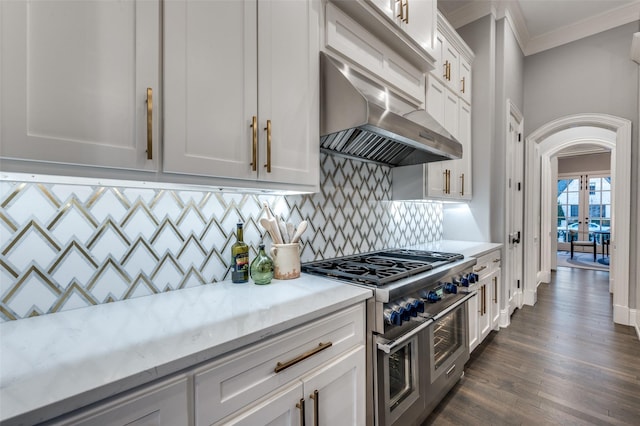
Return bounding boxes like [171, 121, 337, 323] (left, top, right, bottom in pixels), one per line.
[558, 152, 611, 174]
[443, 15, 525, 245]
[443, 15, 495, 242]
[523, 22, 639, 310]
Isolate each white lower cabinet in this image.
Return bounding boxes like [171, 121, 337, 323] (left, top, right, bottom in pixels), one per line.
[218, 347, 365, 426]
[195, 303, 365, 425]
[467, 292, 480, 353]
[469, 249, 501, 353]
[49, 376, 189, 426]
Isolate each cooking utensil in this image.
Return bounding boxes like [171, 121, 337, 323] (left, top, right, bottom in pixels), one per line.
[290, 220, 308, 243]
[286, 222, 295, 242]
[260, 217, 282, 244]
[263, 202, 284, 244]
[278, 219, 290, 244]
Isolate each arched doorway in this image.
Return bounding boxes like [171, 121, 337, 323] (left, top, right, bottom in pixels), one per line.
[524, 113, 632, 325]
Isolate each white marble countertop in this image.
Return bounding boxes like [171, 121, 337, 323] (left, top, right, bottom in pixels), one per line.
[408, 239, 502, 259]
[0, 276, 372, 425]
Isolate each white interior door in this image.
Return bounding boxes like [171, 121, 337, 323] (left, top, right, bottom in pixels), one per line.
[506, 103, 524, 317]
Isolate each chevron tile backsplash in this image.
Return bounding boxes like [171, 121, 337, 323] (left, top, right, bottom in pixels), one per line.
[0, 154, 442, 321]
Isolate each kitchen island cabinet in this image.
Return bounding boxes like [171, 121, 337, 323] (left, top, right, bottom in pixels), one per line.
[0, 277, 371, 425]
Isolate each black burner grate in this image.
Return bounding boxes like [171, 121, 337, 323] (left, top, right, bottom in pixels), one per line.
[301, 250, 465, 286]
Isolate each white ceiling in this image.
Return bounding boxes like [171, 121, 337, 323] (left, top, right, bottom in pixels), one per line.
[438, 0, 640, 55]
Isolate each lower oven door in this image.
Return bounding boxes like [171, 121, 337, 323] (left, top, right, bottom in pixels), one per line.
[425, 293, 473, 413]
[375, 320, 431, 426]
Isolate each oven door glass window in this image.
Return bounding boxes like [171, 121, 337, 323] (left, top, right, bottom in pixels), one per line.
[433, 307, 465, 370]
[388, 340, 415, 409]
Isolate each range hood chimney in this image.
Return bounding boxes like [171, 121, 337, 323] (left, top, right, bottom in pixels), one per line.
[320, 53, 462, 167]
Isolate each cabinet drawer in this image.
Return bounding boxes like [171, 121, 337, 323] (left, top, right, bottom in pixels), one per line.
[48, 376, 189, 426]
[194, 303, 365, 425]
[473, 250, 501, 279]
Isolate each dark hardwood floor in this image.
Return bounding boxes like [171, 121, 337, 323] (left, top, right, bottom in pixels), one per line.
[423, 267, 640, 425]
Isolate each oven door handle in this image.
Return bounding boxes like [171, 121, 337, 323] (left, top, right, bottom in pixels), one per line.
[376, 318, 434, 354]
[431, 292, 476, 321]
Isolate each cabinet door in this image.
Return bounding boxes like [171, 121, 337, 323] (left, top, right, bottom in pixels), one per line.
[443, 89, 459, 138]
[455, 100, 472, 200]
[426, 77, 445, 127]
[478, 282, 491, 342]
[1, 0, 160, 171]
[468, 292, 479, 353]
[257, 0, 320, 187]
[459, 57, 472, 104]
[164, 0, 258, 180]
[490, 269, 501, 330]
[214, 382, 303, 426]
[302, 347, 365, 426]
[442, 42, 459, 93]
[397, 0, 436, 51]
[50, 377, 189, 426]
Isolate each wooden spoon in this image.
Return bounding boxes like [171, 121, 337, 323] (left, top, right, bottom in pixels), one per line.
[260, 217, 282, 244]
[263, 202, 284, 244]
[290, 220, 308, 243]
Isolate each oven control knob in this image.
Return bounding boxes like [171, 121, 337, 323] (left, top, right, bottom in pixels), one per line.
[405, 297, 425, 313]
[468, 273, 477, 283]
[425, 290, 441, 303]
[460, 276, 470, 287]
[400, 299, 418, 317]
[444, 283, 458, 294]
[471, 273, 480, 282]
[383, 308, 402, 326]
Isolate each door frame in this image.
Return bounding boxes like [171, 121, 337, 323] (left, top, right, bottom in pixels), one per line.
[524, 113, 632, 326]
[502, 99, 524, 327]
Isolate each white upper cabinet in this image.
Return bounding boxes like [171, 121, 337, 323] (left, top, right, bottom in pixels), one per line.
[0, 0, 160, 171]
[164, 0, 320, 189]
[368, 0, 436, 51]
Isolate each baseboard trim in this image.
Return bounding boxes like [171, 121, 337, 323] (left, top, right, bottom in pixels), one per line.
[613, 304, 631, 326]
[630, 309, 639, 339]
[499, 309, 510, 328]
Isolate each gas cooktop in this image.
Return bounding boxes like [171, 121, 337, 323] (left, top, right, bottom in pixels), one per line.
[301, 249, 464, 286]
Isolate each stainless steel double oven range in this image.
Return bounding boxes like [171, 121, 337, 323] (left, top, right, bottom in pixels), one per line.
[302, 249, 478, 426]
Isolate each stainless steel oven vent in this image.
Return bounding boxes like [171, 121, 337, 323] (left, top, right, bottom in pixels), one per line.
[320, 53, 463, 167]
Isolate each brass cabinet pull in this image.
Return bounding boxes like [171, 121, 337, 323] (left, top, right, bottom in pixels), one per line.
[442, 170, 447, 193]
[396, 0, 403, 20]
[483, 285, 487, 315]
[443, 61, 449, 79]
[493, 276, 498, 303]
[275, 342, 332, 373]
[264, 119, 272, 173]
[250, 116, 257, 171]
[310, 390, 319, 426]
[460, 173, 465, 196]
[461, 77, 466, 94]
[473, 265, 487, 273]
[296, 398, 306, 426]
[146, 88, 153, 160]
[447, 170, 451, 194]
[403, 0, 409, 23]
[493, 258, 501, 263]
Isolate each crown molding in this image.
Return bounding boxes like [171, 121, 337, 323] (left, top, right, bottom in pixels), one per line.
[441, 0, 640, 56]
[525, 2, 640, 56]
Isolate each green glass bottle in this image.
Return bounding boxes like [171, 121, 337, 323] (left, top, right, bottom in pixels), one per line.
[250, 244, 274, 285]
[231, 222, 249, 283]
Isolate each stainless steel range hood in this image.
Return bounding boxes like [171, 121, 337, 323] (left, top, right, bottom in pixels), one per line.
[320, 53, 462, 167]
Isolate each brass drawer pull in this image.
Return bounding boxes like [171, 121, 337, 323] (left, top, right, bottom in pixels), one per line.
[473, 265, 487, 273]
[275, 342, 332, 373]
[493, 258, 501, 263]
